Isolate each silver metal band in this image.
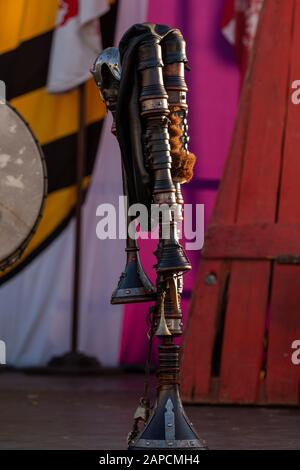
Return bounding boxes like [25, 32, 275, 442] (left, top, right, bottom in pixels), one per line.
[130, 438, 206, 448]
[141, 97, 169, 114]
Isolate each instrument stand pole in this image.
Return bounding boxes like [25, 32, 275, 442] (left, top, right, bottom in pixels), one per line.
[128, 283, 207, 449]
[46, 83, 102, 375]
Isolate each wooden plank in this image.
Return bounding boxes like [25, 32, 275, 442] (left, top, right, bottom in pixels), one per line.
[219, 0, 294, 403]
[267, 267, 300, 403]
[203, 223, 300, 260]
[267, 0, 300, 404]
[219, 261, 269, 403]
[181, 260, 229, 400]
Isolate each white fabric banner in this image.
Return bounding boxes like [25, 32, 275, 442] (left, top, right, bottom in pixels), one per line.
[0, 0, 148, 367]
[47, 0, 109, 93]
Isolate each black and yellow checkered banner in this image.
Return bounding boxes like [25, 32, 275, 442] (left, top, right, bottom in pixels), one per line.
[0, 0, 118, 283]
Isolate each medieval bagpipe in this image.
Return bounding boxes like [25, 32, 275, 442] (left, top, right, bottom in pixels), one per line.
[92, 23, 206, 450]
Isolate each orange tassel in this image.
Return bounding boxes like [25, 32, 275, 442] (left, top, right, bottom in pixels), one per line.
[168, 109, 196, 183]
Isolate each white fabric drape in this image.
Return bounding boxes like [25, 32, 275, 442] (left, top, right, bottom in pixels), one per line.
[0, 0, 148, 367]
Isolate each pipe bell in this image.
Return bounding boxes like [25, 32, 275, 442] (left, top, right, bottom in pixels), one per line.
[111, 247, 156, 304]
[128, 386, 207, 449]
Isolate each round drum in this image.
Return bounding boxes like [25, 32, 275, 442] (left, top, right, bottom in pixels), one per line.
[0, 102, 47, 270]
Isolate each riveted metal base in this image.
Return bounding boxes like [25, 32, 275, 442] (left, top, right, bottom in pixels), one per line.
[111, 249, 156, 304]
[111, 287, 156, 304]
[128, 386, 208, 450]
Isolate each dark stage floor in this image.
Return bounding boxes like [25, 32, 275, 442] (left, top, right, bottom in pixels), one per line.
[0, 371, 299, 450]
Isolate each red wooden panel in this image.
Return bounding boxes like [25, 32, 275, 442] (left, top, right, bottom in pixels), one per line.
[181, 54, 253, 400]
[219, 0, 294, 403]
[204, 223, 300, 260]
[267, 0, 300, 404]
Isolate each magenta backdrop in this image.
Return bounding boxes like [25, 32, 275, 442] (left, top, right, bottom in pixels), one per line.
[119, 0, 240, 366]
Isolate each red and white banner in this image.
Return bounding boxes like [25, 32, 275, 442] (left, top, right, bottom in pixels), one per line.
[47, 0, 109, 93]
[221, 0, 264, 75]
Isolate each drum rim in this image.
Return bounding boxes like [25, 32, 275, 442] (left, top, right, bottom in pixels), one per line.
[0, 101, 48, 271]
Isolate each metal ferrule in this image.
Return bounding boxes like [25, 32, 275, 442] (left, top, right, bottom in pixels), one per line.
[141, 97, 169, 116]
[165, 318, 182, 336]
[167, 90, 187, 108]
[153, 192, 176, 205]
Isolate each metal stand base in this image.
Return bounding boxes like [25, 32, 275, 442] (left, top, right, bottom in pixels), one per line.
[22, 351, 102, 375]
[128, 386, 207, 450]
